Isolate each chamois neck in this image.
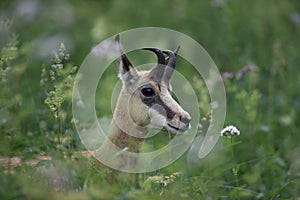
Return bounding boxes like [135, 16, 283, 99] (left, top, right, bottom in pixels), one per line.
[108, 90, 148, 152]
[109, 121, 144, 152]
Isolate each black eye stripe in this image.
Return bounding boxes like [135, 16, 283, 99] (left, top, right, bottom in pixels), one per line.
[159, 98, 176, 119]
[140, 83, 176, 119]
[141, 95, 176, 119]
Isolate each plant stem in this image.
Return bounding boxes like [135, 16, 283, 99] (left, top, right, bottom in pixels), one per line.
[231, 137, 240, 200]
[234, 168, 240, 200]
[56, 115, 61, 145]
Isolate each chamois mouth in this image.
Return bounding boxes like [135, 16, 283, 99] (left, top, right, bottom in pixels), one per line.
[167, 123, 189, 134]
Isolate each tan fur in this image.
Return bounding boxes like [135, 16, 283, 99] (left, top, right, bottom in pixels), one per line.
[93, 37, 191, 170]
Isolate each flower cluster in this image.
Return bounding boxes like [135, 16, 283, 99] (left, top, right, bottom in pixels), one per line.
[221, 64, 259, 80]
[145, 172, 181, 195]
[220, 125, 240, 137]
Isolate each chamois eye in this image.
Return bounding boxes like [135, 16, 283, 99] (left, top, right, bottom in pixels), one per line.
[141, 87, 156, 97]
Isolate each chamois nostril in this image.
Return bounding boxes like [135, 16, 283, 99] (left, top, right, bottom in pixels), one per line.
[180, 115, 191, 124]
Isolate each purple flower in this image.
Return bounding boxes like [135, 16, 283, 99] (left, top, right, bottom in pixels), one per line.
[222, 72, 234, 79]
[236, 64, 259, 79]
[290, 12, 300, 25]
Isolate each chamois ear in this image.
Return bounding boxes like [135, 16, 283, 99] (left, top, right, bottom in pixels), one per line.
[115, 35, 138, 82]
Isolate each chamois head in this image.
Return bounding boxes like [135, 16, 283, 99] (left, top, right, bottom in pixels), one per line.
[113, 35, 191, 137]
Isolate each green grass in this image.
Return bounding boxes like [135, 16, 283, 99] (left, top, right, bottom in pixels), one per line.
[1, 0, 300, 199]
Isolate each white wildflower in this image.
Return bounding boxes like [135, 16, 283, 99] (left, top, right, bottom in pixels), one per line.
[220, 125, 240, 137]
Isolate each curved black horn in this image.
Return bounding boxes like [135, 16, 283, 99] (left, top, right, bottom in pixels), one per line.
[163, 50, 176, 69]
[173, 46, 180, 56]
[142, 47, 166, 65]
[160, 50, 177, 82]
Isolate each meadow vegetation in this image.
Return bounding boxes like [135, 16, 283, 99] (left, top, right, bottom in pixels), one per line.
[0, 0, 300, 199]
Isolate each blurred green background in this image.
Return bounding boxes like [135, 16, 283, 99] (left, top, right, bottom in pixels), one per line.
[1, 0, 300, 199]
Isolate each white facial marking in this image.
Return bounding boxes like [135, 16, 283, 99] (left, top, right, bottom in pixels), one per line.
[148, 104, 167, 130]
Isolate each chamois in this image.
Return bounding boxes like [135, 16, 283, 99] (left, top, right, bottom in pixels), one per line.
[94, 35, 191, 169]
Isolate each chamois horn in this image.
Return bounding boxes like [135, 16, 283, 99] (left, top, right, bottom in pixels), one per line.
[142, 47, 166, 65]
